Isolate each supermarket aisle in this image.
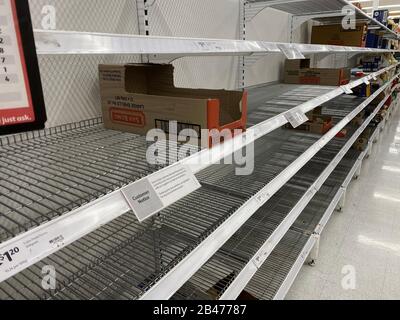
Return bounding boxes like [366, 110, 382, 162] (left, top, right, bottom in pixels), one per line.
[286, 103, 400, 300]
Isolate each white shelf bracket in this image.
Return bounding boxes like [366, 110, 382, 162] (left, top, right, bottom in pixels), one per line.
[336, 187, 346, 212]
[354, 162, 362, 179]
[307, 234, 320, 267]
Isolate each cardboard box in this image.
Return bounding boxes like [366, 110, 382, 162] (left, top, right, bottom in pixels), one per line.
[99, 63, 247, 147]
[353, 124, 378, 151]
[361, 126, 374, 139]
[351, 111, 365, 126]
[336, 128, 348, 138]
[285, 114, 333, 134]
[311, 23, 368, 47]
[352, 83, 371, 98]
[284, 59, 351, 86]
[373, 10, 389, 25]
[366, 31, 380, 48]
[352, 137, 368, 151]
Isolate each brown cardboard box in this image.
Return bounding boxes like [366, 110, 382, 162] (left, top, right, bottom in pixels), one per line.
[309, 115, 333, 134]
[352, 137, 368, 151]
[99, 63, 247, 147]
[284, 59, 310, 70]
[351, 111, 366, 126]
[311, 23, 368, 47]
[361, 126, 374, 139]
[285, 114, 333, 134]
[284, 59, 351, 86]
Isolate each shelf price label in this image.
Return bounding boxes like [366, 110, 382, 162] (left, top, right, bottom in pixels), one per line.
[341, 85, 353, 94]
[285, 109, 309, 128]
[196, 41, 224, 52]
[0, 226, 71, 282]
[363, 78, 371, 85]
[277, 44, 305, 60]
[121, 164, 201, 222]
[0, 245, 29, 279]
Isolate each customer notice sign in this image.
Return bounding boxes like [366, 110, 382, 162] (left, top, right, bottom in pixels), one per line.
[0, 0, 46, 135]
[122, 163, 201, 222]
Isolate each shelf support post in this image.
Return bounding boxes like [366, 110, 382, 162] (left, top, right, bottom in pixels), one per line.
[354, 162, 362, 180]
[307, 234, 320, 267]
[336, 188, 346, 212]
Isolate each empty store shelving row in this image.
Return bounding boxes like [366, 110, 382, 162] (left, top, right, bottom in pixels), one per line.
[0, 63, 398, 299]
[0, 0, 399, 300]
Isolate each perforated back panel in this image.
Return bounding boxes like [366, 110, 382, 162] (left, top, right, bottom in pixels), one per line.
[27, 0, 312, 127]
[28, 0, 139, 33]
[28, 0, 140, 127]
[147, 0, 241, 90]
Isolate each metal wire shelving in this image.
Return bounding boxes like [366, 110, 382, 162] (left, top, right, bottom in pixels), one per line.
[246, 0, 400, 40]
[1, 72, 397, 300]
[1, 0, 399, 298]
[1, 63, 396, 289]
[243, 116, 388, 300]
[171, 81, 398, 300]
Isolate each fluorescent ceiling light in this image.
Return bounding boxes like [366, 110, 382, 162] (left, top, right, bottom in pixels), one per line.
[374, 192, 400, 202]
[358, 235, 400, 255]
[364, 5, 400, 10]
[382, 165, 400, 174]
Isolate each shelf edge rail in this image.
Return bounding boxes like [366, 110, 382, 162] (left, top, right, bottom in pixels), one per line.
[33, 30, 400, 57]
[0, 64, 397, 285]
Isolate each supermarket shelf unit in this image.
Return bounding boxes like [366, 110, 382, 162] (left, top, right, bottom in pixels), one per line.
[245, 88, 400, 301]
[245, 0, 400, 41]
[172, 81, 400, 300]
[0, 26, 399, 299]
[0, 67, 398, 300]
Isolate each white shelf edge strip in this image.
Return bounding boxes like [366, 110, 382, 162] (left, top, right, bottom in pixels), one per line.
[218, 76, 399, 300]
[141, 72, 399, 300]
[0, 65, 396, 284]
[33, 30, 400, 56]
[274, 104, 397, 300]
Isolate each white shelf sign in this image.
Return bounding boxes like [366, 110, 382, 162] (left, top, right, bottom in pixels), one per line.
[277, 44, 305, 60]
[285, 109, 309, 128]
[0, 0, 35, 126]
[122, 164, 201, 222]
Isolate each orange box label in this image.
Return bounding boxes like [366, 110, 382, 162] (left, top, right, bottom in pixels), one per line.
[110, 108, 146, 127]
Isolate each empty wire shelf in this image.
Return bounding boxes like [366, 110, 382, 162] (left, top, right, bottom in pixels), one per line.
[243, 150, 363, 300]
[0, 74, 395, 300]
[171, 85, 388, 300]
[0, 118, 170, 243]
